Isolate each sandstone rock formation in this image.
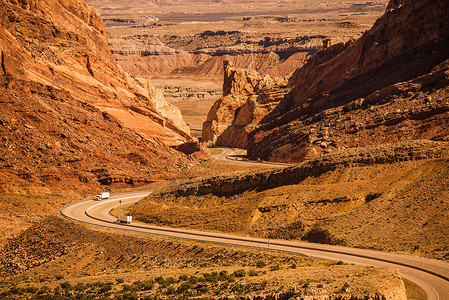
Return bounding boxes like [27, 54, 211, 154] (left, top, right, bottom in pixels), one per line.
[247, 0, 449, 162]
[0, 0, 194, 189]
[108, 31, 319, 80]
[202, 61, 289, 147]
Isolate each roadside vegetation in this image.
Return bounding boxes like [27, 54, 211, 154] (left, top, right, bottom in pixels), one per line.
[0, 217, 405, 299]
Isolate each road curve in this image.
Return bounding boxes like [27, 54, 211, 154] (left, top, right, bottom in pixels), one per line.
[61, 192, 449, 300]
[211, 147, 293, 167]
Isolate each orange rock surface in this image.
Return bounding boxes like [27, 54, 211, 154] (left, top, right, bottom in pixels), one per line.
[202, 61, 289, 147]
[248, 0, 449, 162]
[0, 0, 194, 189]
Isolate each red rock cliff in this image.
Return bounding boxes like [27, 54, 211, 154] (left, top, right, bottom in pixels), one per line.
[248, 0, 449, 162]
[0, 0, 193, 189]
[202, 60, 289, 147]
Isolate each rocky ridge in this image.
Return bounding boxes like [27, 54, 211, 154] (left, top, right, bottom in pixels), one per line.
[248, 0, 449, 162]
[136, 140, 449, 199]
[0, 0, 195, 189]
[109, 31, 320, 80]
[132, 140, 449, 259]
[202, 61, 289, 147]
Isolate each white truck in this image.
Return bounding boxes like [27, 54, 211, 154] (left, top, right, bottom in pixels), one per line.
[117, 215, 132, 224]
[95, 192, 110, 201]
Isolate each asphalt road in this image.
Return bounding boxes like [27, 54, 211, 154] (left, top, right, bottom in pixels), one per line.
[211, 147, 293, 167]
[61, 192, 449, 300]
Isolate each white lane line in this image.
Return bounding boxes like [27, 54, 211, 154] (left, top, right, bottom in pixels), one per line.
[65, 191, 449, 300]
[85, 194, 150, 214]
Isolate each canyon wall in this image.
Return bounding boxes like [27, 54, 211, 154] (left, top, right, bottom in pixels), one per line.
[0, 0, 194, 189]
[247, 0, 449, 162]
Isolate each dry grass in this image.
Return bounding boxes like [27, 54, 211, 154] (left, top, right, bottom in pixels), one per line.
[0, 216, 405, 299]
[132, 157, 449, 260]
[404, 279, 426, 300]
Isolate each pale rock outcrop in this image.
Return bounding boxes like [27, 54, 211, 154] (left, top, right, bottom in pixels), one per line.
[202, 60, 289, 147]
[133, 77, 190, 135]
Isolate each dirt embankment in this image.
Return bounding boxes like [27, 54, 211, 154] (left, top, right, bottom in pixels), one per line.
[132, 140, 449, 260]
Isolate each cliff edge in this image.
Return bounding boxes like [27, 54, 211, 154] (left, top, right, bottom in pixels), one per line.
[247, 0, 449, 162]
[0, 0, 193, 189]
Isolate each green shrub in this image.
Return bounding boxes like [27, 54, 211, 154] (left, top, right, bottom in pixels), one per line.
[122, 284, 135, 292]
[119, 292, 139, 300]
[60, 281, 72, 290]
[166, 277, 176, 285]
[248, 270, 258, 276]
[178, 274, 188, 281]
[8, 286, 23, 295]
[188, 275, 199, 284]
[75, 282, 86, 291]
[195, 284, 210, 294]
[270, 265, 280, 271]
[219, 282, 229, 290]
[176, 282, 193, 294]
[116, 278, 125, 284]
[98, 285, 113, 294]
[133, 280, 154, 291]
[166, 286, 175, 295]
[256, 261, 266, 268]
[233, 269, 246, 278]
[155, 276, 165, 285]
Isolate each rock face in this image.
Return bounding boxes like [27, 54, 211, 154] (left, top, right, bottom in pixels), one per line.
[202, 61, 289, 147]
[0, 0, 193, 188]
[248, 0, 449, 162]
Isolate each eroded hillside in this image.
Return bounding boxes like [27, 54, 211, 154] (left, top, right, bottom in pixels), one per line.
[0, 0, 197, 192]
[131, 140, 449, 260]
[248, 0, 449, 162]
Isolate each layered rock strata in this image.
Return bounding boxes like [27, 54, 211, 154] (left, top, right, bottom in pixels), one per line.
[137, 140, 449, 199]
[0, 0, 194, 188]
[247, 0, 449, 162]
[109, 31, 319, 79]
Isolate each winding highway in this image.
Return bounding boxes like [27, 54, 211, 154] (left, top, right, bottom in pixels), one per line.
[61, 192, 449, 299]
[211, 147, 293, 167]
